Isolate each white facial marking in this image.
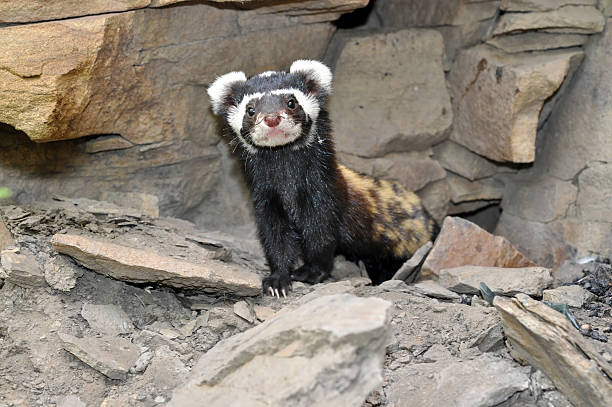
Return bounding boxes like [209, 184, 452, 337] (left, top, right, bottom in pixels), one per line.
[207, 71, 246, 115]
[257, 71, 278, 78]
[271, 88, 320, 123]
[289, 60, 333, 94]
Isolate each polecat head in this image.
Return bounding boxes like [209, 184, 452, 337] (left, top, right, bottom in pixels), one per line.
[207, 60, 332, 153]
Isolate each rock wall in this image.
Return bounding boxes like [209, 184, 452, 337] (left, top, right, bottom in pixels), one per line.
[0, 0, 609, 265]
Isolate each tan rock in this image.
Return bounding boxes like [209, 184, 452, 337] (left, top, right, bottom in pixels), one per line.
[487, 32, 589, 53]
[0, 4, 334, 221]
[494, 294, 612, 407]
[330, 29, 452, 157]
[85, 136, 133, 154]
[0, 0, 148, 23]
[169, 294, 392, 407]
[493, 6, 605, 35]
[374, 0, 499, 27]
[433, 141, 497, 181]
[503, 176, 577, 223]
[338, 151, 446, 192]
[418, 179, 451, 224]
[51, 233, 262, 296]
[99, 191, 160, 218]
[449, 46, 583, 163]
[501, 0, 597, 11]
[446, 173, 503, 204]
[0, 216, 15, 251]
[542, 285, 594, 308]
[0, 250, 46, 288]
[439, 265, 552, 296]
[421, 216, 535, 279]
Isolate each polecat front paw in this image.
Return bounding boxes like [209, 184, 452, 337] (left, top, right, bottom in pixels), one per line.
[292, 265, 328, 285]
[262, 273, 292, 298]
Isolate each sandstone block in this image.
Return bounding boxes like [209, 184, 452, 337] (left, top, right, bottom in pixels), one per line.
[447, 173, 503, 204]
[487, 32, 589, 53]
[433, 141, 497, 181]
[51, 234, 262, 296]
[439, 265, 553, 296]
[330, 29, 452, 157]
[501, 0, 597, 12]
[493, 6, 605, 35]
[421, 217, 535, 279]
[169, 294, 391, 407]
[449, 46, 583, 163]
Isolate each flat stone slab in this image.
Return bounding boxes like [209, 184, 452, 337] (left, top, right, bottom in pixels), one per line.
[411, 280, 461, 301]
[0, 249, 45, 288]
[387, 354, 530, 407]
[439, 266, 553, 296]
[493, 6, 605, 35]
[542, 285, 595, 308]
[81, 303, 135, 336]
[169, 294, 391, 407]
[51, 234, 261, 296]
[58, 333, 140, 380]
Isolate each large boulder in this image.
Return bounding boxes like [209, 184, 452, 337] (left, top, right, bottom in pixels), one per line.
[169, 294, 392, 406]
[329, 29, 452, 158]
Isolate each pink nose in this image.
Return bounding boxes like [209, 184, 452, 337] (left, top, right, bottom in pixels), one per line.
[264, 115, 281, 128]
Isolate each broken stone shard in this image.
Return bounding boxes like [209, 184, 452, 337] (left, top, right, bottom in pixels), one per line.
[0, 250, 45, 288]
[58, 333, 141, 381]
[81, 303, 135, 336]
[494, 294, 612, 407]
[51, 234, 261, 296]
[169, 294, 391, 407]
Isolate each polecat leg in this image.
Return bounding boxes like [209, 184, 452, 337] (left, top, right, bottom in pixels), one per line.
[292, 241, 335, 284]
[256, 198, 300, 296]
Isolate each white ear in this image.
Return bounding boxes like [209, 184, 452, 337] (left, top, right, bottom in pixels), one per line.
[289, 60, 332, 94]
[207, 71, 247, 115]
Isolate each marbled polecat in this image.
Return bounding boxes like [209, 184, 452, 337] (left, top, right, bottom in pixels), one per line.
[208, 60, 438, 297]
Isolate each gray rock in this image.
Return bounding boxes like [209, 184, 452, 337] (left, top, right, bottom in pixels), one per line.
[330, 255, 363, 280]
[433, 141, 497, 181]
[487, 32, 589, 53]
[410, 280, 461, 301]
[330, 29, 452, 158]
[552, 260, 585, 286]
[576, 162, 612, 222]
[297, 280, 355, 304]
[253, 305, 276, 322]
[169, 294, 392, 407]
[470, 324, 505, 352]
[130, 350, 154, 374]
[422, 343, 452, 363]
[58, 333, 141, 380]
[0, 249, 45, 288]
[542, 285, 594, 308]
[439, 265, 553, 296]
[81, 303, 134, 336]
[501, 0, 597, 12]
[447, 173, 504, 204]
[387, 354, 530, 406]
[51, 234, 261, 296]
[44, 256, 83, 292]
[58, 395, 86, 407]
[392, 241, 433, 282]
[233, 300, 256, 324]
[0, 216, 15, 251]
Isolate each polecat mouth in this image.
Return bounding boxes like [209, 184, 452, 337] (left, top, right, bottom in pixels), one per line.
[250, 120, 302, 147]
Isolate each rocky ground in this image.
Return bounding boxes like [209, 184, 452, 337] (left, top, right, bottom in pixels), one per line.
[0, 200, 611, 407]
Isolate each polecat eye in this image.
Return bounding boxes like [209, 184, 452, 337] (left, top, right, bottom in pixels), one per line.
[287, 99, 296, 110]
[247, 106, 256, 117]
